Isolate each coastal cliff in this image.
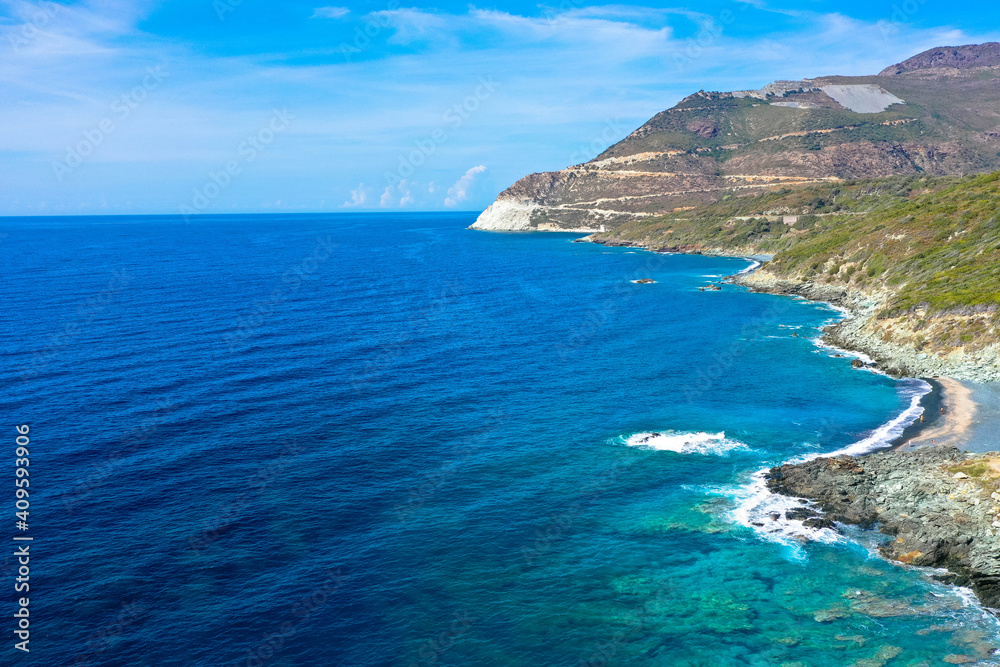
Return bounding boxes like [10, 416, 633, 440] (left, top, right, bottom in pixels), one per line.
[473, 43, 1000, 233]
[767, 448, 1000, 611]
[576, 170, 1000, 382]
[471, 44, 1000, 380]
[471, 40, 1000, 621]
[732, 268, 1000, 383]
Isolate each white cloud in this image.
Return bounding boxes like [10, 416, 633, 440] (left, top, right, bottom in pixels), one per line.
[342, 183, 368, 208]
[379, 180, 413, 207]
[444, 165, 486, 207]
[312, 7, 350, 20]
[3, 0, 1000, 215]
[378, 7, 675, 55]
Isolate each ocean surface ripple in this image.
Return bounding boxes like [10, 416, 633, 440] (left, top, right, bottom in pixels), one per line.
[2, 213, 998, 666]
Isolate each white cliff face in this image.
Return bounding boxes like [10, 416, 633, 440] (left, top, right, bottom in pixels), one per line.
[820, 85, 905, 113]
[469, 199, 539, 230]
[469, 199, 609, 233]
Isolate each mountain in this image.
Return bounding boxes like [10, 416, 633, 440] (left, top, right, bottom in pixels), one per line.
[472, 43, 1000, 233]
[879, 42, 1000, 75]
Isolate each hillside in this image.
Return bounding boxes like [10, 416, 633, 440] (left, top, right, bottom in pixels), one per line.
[588, 171, 1000, 380]
[472, 43, 1000, 233]
[880, 41, 1000, 75]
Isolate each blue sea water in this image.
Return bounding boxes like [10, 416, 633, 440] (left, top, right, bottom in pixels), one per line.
[2, 212, 999, 666]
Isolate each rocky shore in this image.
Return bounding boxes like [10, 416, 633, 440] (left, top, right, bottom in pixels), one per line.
[581, 235, 1000, 382]
[730, 269, 1000, 384]
[767, 447, 1000, 610]
[573, 235, 1000, 614]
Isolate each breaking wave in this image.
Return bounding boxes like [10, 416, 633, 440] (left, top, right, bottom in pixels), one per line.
[618, 431, 749, 455]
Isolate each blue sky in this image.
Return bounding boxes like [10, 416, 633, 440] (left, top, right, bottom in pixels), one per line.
[1, 0, 998, 216]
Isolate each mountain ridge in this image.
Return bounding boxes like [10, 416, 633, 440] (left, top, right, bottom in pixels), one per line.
[879, 42, 1000, 75]
[473, 43, 1000, 233]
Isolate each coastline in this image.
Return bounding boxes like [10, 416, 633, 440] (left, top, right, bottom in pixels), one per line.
[584, 236, 996, 456]
[581, 237, 995, 447]
[735, 262, 1000, 614]
[579, 233, 1000, 384]
[895, 377, 978, 451]
[728, 267, 1000, 384]
[767, 447, 1000, 611]
[588, 237, 1000, 611]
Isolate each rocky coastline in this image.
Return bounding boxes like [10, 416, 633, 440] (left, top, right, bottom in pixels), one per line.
[581, 234, 1000, 383]
[730, 269, 1000, 384]
[766, 447, 1000, 611]
[590, 237, 1000, 612]
[574, 235, 1000, 611]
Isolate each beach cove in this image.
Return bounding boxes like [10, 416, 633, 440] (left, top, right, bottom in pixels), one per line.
[716, 254, 1000, 618]
[580, 234, 1000, 617]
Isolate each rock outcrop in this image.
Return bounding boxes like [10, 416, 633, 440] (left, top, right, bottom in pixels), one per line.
[732, 269, 1000, 384]
[473, 199, 538, 231]
[767, 447, 1000, 610]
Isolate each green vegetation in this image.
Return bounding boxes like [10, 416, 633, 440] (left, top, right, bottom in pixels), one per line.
[948, 462, 989, 478]
[946, 457, 1000, 498]
[605, 173, 951, 253]
[594, 67, 1000, 170]
[769, 172, 1000, 316]
[601, 172, 1000, 346]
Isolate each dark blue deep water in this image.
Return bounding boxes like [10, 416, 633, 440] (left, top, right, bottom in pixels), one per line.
[3, 212, 999, 666]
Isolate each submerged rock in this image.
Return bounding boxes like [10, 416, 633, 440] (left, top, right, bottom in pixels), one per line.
[767, 447, 1000, 610]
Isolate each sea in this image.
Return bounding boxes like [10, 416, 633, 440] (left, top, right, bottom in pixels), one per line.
[3, 211, 999, 666]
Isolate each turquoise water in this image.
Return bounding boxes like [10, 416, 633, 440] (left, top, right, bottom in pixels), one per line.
[2, 212, 998, 665]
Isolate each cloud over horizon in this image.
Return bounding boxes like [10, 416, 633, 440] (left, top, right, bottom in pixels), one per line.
[445, 165, 486, 207]
[312, 6, 350, 20]
[0, 0, 998, 215]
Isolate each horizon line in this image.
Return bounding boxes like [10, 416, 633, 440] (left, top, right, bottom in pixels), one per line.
[0, 210, 484, 220]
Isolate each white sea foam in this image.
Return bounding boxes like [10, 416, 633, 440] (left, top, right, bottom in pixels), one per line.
[726, 379, 931, 546]
[951, 585, 1000, 633]
[724, 469, 843, 551]
[824, 379, 930, 457]
[620, 431, 748, 455]
[849, 533, 1000, 633]
[812, 337, 885, 374]
[824, 303, 852, 318]
[735, 259, 762, 275]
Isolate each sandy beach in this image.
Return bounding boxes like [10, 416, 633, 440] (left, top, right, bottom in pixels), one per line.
[898, 377, 977, 450]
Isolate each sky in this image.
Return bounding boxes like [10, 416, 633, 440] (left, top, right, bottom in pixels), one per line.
[1, 0, 999, 216]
